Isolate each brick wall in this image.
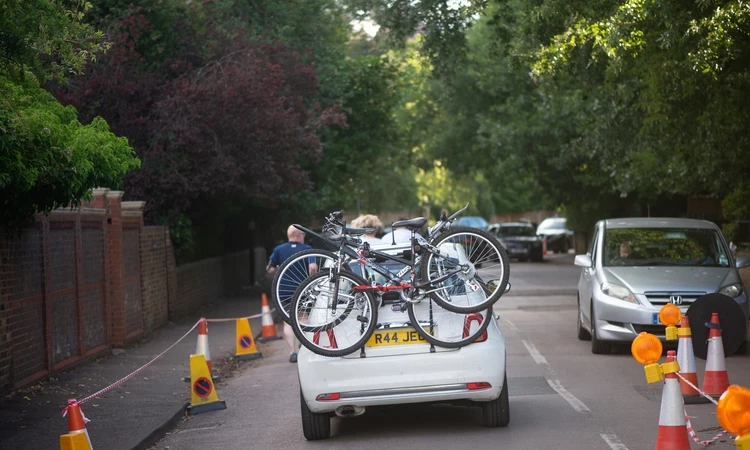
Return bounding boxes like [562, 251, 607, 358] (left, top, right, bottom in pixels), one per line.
[0, 189, 250, 394]
[222, 249, 250, 297]
[173, 257, 225, 318]
[140, 226, 170, 333]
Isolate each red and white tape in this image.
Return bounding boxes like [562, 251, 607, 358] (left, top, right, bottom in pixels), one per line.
[675, 373, 732, 446]
[62, 308, 278, 417]
[684, 409, 728, 446]
[74, 319, 202, 407]
[204, 309, 276, 323]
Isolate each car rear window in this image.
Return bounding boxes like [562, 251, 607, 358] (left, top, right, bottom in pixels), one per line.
[603, 227, 730, 267]
[498, 226, 536, 237]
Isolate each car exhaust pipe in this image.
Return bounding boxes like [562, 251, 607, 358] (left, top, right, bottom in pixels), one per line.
[335, 405, 365, 417]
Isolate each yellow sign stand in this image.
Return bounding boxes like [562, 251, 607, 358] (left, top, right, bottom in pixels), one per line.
[60, 432, 92, 450]
[187, 354, 227, 415]
[234, 318, 262, 361]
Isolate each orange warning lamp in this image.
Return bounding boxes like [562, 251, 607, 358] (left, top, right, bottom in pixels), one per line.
[659, 303, 682, 341]
[631, 332, 668, 383]
[716, 385, 750, 450]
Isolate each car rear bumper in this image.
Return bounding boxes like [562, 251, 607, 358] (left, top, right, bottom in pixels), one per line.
[593, 291, 749, 342]
[298, 328, 506, 413]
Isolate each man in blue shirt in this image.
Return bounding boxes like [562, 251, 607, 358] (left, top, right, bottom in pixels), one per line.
[267, 225, 317, 362]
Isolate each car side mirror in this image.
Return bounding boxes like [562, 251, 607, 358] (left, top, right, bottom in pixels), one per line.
[736, 255, 750, 269]
[574, 254, 592, 268]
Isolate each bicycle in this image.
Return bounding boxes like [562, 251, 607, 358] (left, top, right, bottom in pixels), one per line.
[287, 205, 510, 357]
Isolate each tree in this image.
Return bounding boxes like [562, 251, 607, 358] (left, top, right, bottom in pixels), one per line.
[313, 54, 418, 215]
[0, 0, 139, 230]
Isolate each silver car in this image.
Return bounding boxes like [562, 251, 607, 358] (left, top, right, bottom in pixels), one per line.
[574, 217, 750, 354]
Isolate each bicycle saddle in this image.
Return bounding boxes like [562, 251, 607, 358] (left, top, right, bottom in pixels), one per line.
[392, 217, 427, 230]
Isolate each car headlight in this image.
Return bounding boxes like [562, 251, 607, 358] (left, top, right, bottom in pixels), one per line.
[601, 282, 637, 303]
[719, 283, 743, 298]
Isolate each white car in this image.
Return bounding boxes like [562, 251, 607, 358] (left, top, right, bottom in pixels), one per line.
[297, 241, 509, 440]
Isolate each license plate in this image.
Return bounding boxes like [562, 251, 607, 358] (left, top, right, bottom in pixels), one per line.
[652, 313, 662, 325]
[365, 328, 431, 347]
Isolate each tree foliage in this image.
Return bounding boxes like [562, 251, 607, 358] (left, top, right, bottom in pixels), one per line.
[0, 0, 138, 230]
[364, 0, 750, 232]
[0, 0, 110, 83]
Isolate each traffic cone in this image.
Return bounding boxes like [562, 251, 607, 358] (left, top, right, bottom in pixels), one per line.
[234, 318, 262, 361]
[187, 354, 227, 415]
[676, 316, 708, 404]
[542, 237, 548, 256]
[60, 399, 93, 450]
[654, 350, 691, 450]
[702, 313, 730, 398]
[184, 318, 219, 383]
[257, 293, 281, 343]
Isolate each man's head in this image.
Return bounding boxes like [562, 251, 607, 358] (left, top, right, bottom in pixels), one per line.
[287, 225, 305, 243]
[351, 214, 383, 236]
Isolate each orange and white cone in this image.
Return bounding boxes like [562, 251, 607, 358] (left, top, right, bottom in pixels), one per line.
[196, 318, 213, 375]
[676, 316, 707, 404]
[184, 318, 219, 383]
[542, 237, 548, 256]
[257, 293, 281, 342]
[702, 312, 730, 398]
[654, 350, 691, 450]
[60, 399, 93, 450]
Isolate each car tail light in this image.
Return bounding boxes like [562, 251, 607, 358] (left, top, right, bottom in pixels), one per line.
[316, 393, 341, 401]
[463, 313, 488, 343]
[467, 382, 492, 390]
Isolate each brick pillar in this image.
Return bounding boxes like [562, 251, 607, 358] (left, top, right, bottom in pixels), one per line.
[89, 188, 110, 209]
[165, 229, 177, 321]
[0, 233, 11, 391]
[106, 191, 126, 347]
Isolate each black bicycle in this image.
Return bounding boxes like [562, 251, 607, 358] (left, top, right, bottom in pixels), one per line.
[286, 206, 510, 357]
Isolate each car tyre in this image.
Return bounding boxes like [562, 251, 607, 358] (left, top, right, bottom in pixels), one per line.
[531, 249, 543, 262]
[577, 296, 591, 341]
[300, 390, 330, 440]
[482, 371, 510, 428]
[590, 304, 611, 354]
[735, 339, 747, 355]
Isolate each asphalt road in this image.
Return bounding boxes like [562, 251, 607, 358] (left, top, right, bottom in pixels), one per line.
[152, 254, 750, 450]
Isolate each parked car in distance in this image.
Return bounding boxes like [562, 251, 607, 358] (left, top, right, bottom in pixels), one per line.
[455, 216, 489, 230]
[297, 241, 509, 440]
[489, 222, 544, 262]
[574, 217, 750, 355]
[536, 217, 573, 253]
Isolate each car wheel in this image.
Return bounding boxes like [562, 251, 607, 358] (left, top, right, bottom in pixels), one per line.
[590, 304, 611, 354]
[482, 371, 510, 427]
[577, 296, 591, 341]
[300, 390, 330, 440]
[563, 239, 570, 254]
[735, 339, 747, 355]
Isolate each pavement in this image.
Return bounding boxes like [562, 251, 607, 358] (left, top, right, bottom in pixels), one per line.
[0, 292, 287, 450]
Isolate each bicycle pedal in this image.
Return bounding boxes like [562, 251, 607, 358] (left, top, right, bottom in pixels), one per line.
[391, 303, 404, 312]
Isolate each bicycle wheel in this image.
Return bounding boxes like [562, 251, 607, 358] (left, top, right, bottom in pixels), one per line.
[407, 299, 493, 348]
[420, 226, 510, 313]
[290, 270, 377, 357]
[272, 249, 338, 324]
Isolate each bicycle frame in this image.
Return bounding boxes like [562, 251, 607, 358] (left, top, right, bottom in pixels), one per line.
[292, 205, 471, 305]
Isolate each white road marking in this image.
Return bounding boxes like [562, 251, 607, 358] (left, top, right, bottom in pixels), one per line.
[600, 434, 629, 450]
[546, 379, 591, 413]
[522, 340, 548, 365]
[502, 318, 519, 332]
